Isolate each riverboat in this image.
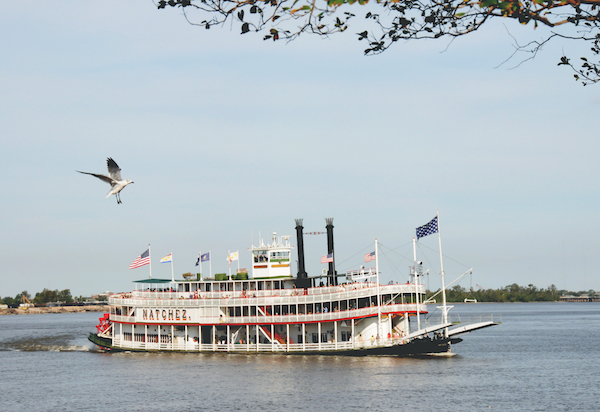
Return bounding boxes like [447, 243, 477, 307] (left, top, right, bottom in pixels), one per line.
[89, 218, 499, 355]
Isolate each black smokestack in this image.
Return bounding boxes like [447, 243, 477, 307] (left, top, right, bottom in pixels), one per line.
[295, 218, 307, 279]
[325, 217, 337, 286]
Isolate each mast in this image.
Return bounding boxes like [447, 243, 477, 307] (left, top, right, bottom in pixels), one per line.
[228, 250, 232, 278]
[198, 251, 202, 280]
[149, 244, 152, 279]
[413, 237, 421, 331]
[437, 211, 450, 337]
[170, 252, 174, 282]
[375, 238, 381, 339]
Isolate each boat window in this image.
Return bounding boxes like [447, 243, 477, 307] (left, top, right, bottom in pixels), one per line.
[253, 250, 268, 263]
[270, 251, 290, 262]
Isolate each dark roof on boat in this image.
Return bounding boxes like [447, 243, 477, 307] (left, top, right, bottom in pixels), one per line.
[133, 279, 173, 284]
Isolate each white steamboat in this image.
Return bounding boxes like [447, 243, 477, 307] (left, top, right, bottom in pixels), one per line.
[89, 218, 498, 355]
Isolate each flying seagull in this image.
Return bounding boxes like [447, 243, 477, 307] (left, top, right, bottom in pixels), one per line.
[77, 158, 134, 204]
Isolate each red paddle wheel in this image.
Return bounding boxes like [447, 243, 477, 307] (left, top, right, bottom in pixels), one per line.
[96, 313, 112, 336]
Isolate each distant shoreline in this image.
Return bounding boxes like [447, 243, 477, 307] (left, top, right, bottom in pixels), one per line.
[0, 305, 110, 315]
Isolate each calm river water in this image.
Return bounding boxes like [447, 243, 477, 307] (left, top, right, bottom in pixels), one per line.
[0, 302, 598, 411]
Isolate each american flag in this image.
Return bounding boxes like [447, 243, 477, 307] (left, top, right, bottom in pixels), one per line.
[321, 253, 333, 264]
[364, 251, 376, 262]
[416, 216, 438, 239]
[129, 249, 150, 269]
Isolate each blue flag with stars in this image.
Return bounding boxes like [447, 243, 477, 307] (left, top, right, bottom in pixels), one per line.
[416, 216, 438, 239]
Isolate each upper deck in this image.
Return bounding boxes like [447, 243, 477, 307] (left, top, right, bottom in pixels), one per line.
[110, 281, 425, 306]
[108, 281, 427, 325]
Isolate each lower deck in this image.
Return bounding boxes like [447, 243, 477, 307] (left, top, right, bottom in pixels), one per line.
[102, 314, 415, 353]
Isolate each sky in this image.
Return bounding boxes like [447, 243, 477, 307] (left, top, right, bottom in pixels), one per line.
[1, 2, 599, 298]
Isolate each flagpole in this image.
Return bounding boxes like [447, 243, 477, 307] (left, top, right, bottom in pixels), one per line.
[228, 250, 231, 278]
[375, 238, 381, 341]
[198, 251, 203, 280]
[171, 252, 175, 282]
[209, 250, 212, 278]
[149, 244, 152, 279]
[437, 211, 449, 336]
[413, 237, 421, 331]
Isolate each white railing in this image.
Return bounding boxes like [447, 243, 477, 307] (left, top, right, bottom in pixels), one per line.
[134, 282, 423, 299]
[423, 313, 502, 327]
[111, 337, 407, 352]
[111, 283, 424, 307]
[109, 303, 422, 324]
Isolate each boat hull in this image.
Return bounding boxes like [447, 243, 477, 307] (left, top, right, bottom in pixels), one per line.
[88, 333, 460, 356]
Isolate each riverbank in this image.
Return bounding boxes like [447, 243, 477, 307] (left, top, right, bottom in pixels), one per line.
[0, 305, 109, 315]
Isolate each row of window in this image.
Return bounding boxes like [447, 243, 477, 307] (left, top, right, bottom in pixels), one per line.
[252, 250, 291, 263]
[224, 295, 401, 317]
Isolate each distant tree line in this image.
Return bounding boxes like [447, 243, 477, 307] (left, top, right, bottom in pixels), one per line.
[1, 289, 74, 308]
[428, 283, 591, 303]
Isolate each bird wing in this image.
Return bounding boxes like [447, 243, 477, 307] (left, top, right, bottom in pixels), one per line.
[106, 158, 122, 181]
[77, 171, 116, 186]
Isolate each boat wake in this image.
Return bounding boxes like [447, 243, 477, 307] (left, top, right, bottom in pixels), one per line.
[426, 352, 457, 357]
[0, 334, 92, 352]
[3, 341, 91, 352]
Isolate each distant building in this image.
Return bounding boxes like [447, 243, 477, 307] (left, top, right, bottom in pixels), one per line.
[560, 295, 600, 302]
